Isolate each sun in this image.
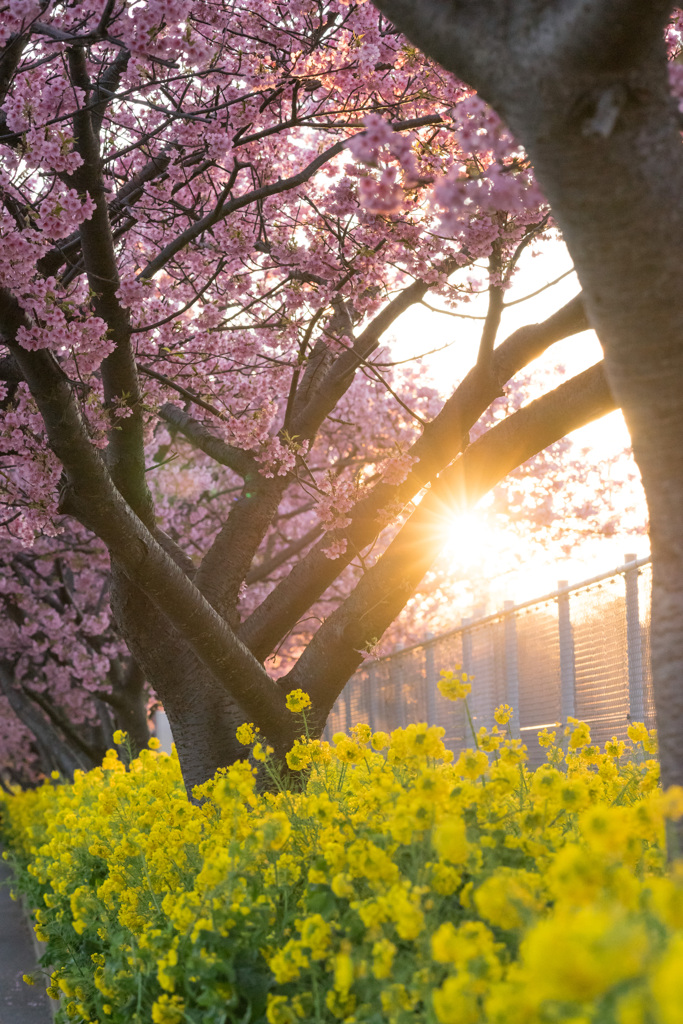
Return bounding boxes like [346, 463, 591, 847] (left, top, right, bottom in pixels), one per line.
[438, 507, 573, 607]
[441, 510, 499, 568]
[439, 507, 540, 587]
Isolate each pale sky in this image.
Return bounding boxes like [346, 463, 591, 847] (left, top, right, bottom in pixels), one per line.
[389, 238, 650, 609]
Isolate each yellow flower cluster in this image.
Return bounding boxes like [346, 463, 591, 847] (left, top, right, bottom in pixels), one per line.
[285, 689, 313, 713]
[1, 699, 683, 1024]
[437, 667, 471, 702]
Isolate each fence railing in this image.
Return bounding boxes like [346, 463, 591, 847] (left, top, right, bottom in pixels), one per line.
[324, 554, 654, 766]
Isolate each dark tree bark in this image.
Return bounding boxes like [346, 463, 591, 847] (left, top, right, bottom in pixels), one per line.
[371, 0, 683, 793]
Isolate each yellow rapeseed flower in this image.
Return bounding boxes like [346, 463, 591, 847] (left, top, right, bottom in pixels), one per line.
[432, 817, 471, 865]
[494, 704, 513, 725]
[454, 748, 489, 781]
[285, 689, 312, 713]
[627, 722, 649, 744]
[370, 730, 390, 751]
[473, 868, 543, 930]
[235, 722, 258, 745]
[2, 695, 677, 1024]
[285, 740, 312, 771]
[432, 974, 480, 1024]
[437, 668, 471, 702]
[521, 906, 649, 1003]
[151, 994, 185, 1024]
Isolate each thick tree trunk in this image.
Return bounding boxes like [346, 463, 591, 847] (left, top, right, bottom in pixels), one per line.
[158, 660, 254, 796]
[109, 566, 250, 794]
[505, 64, 683, 790]
[106, 659, 151, 755]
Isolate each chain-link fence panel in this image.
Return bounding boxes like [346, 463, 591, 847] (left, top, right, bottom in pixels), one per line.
[571, 577, 630, 748]
[515, 603, 563, 767]
[325, 557, 652, 762]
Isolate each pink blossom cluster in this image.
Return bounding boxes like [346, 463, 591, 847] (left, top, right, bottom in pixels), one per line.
[3, 76, 87, 173]
[380, 448, 419, 486]
[0, 526, 132, 783]
[321, 537, 348, 560]
[255, 436, 309, 478]
[0, 206, 49, 293]
[315, 478, 356, 532]
[36, 189, 95, 241]
[1, 385, 63, 541]
[358, 168, 404, 216]
[375, 499, 409, 529]
[15, 277, 112, 369]
[220, 405, 277, 450]
[346, 113, 419, 215]
[0, 0, 40, 45]
[343, 98, 548, 256]
[356, 637, 390, 661]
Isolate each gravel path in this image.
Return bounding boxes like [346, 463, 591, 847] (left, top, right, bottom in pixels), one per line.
[0, 856, 53, 1024]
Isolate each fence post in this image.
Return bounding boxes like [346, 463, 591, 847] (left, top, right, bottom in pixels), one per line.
[424, 634, 437, 726]
[457, 617, 474, 743]
[462, 617, 472, 675]
[365, 663, 377, 732]
[343, 684, 352, 734]
[557, 580, 576, 721]
[624, 553, 645, 723]
[395, 659, 405, 733]
[503, 601, 521, 736]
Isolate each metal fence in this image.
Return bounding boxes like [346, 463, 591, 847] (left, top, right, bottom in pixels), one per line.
[324, 555, 654, 767]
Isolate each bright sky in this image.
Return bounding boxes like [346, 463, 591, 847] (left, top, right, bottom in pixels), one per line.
[391, 237, 650, 610]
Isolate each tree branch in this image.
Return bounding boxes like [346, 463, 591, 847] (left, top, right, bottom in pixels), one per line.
[145, 369, 231, 420]
[0, 30, 28, 108]
[21, 683, 100, 764]
[91, 48, 130, 137]
[292, 272, 458, 438]
[239, 293, 589, 658]
[192, 270, 464, 624]
[370, 1, 672, 105]
[67, 46, 153, 526]
[157, 402, 256, 477]
[194, 473, 288, 623]
[283, 360, 615, 721]
[0, 661, 86, 777]
[245, 524, 324, 585]
[476, 247, 505, 375]
[0, 30, 29, 149]
[39, 149, 172, 279]
[138, 116, 449, 282]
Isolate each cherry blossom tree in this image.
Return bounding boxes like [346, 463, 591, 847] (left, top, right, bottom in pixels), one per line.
[0, 0, 621, 791]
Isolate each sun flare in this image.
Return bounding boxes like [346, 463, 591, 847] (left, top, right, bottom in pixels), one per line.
[441, 510, 497, 567]
[438, 503, 648, 613]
